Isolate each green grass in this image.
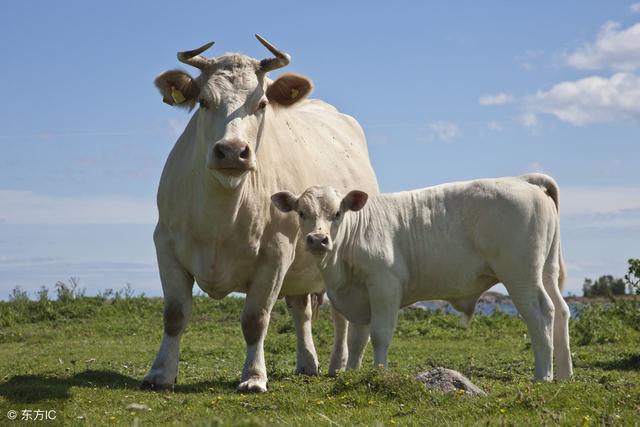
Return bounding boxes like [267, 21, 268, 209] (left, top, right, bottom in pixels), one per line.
[0, 296, 639, 426]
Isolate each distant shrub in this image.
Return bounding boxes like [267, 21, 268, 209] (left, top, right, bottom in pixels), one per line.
[9, 286, 29, 303]
[626, 258, 640, 295]
[582, 275, 626, 297]
[572, 304, 627, 346]
[55, 277, 85, 301]
[36, 286, 50, 302]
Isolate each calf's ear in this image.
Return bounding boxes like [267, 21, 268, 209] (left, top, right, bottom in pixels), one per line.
[271, 191, 298, 213]
[266, 73, 313, 106]
[155, 70, 200, 109]
[341, 190, 368, 212]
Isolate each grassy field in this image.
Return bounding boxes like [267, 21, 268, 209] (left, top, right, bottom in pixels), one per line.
[1, 295, 639, 426]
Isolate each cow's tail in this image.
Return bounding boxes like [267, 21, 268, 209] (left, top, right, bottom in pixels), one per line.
[311, 292, 325, 321]
[520, 173, 566, 291]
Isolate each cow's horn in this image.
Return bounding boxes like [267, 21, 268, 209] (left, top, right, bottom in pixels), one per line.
[256, 34, 291, 72]
[177, 41, 215, 70]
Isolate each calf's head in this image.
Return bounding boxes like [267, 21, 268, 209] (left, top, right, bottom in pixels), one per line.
[271, 186, 369, 255]
[155, 35, 313, 189]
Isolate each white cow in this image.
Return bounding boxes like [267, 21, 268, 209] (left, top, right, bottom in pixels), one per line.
[271, 174, 572, 381]
[142, 35, 378, 393]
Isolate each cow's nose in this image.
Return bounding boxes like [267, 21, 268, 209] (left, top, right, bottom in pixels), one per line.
[211, 139, 254, 168]
[306, 233, 332, 253]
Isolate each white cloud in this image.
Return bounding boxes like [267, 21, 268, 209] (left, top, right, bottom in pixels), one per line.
[526, 72, 640, 125]
[426, 121, 461, 142]
[486, 121, 503, 131]
[631, 3, 640, 13]
[479, 92, 514, 106]
[0, 190, 156, 224]
[566, 21, 640, 71]
[561, 187, 640, 217]
[527, 162, 545, 173]
[519, 112, 539, 128]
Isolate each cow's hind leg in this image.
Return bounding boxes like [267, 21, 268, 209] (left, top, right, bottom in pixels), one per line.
[286, 294, 319, 375]
[502, 274, 555, 381]
[142, 230, 194, 391]
[328, 303, 349, 376]
[543, 241, 572, 379]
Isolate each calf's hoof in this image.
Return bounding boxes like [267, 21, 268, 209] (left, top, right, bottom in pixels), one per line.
[140, 374, 176, 391]
[237, 377, 268, 393]
[327, 367, 344, 377]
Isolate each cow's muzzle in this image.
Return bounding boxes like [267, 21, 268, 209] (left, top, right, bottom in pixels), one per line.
[306, 233, 332, 254]
[208, 139, 256, 172]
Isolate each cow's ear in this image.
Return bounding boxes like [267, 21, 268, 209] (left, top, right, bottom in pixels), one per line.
[155, 70, 200, 109]
[341, 190, 368, 212]
[271, 191, 298, 213]
[266, 73, 313, 106]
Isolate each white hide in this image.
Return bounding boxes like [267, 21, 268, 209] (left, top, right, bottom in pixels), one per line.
[277, 174, 572, 381]
[143, 53, 379, 393]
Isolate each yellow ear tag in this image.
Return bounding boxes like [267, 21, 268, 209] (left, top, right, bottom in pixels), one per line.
[171, 86, 186, 104]
[290, 88, 300, 99]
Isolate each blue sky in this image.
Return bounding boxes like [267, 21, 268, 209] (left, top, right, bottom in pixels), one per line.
[1, 1, 639, 298]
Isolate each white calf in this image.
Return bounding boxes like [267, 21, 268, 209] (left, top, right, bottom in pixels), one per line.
[271, 174, 572, 381]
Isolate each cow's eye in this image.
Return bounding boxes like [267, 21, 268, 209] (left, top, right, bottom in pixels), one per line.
[256, 100, 268, 112]
[298, 211, 305, 220]
[334, 211, 341, 221]
[199, 99, 210, 109]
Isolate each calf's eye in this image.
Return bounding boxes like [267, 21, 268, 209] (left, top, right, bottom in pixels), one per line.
[298, 211, 305, 219]
[199, 99, 210, 109]
[334, 211, 341, 220]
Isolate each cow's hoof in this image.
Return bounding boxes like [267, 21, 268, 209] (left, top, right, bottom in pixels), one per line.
[237, 378, 268, 393]
[140, 380, 175, 392]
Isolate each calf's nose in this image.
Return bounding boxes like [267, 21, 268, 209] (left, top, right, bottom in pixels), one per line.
[306, 233, 331, 252]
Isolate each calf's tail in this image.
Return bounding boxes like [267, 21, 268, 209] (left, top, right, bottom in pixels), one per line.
[520, 173, 566, 291]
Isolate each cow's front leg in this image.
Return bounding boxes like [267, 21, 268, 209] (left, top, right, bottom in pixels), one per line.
[141, 231, 194, 391]
[238, 235, 294, 393]
[346, 321, 370, 370]
[286, 294, 320, 375]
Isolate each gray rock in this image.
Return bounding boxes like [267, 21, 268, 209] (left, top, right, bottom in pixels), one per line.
[126, 403, 150, 412]
[415, 367, 486, 396]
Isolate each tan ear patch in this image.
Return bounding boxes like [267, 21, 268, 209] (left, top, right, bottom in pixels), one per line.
[171, 86, 186, 104]
[266, 73, 313, 106]
[154, 70, 199, 109]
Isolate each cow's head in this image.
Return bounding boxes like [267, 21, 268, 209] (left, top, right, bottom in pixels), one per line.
[155, 35, 313, 189]
[271, 186, 369, 256]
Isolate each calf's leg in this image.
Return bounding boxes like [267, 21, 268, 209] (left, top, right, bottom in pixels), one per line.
[286, 294, 319, 375]
[504, 278, 555, 381]
[367, 275, 402, 368]
[543, 241, 572, 379]
[328, 303, 349, 376]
